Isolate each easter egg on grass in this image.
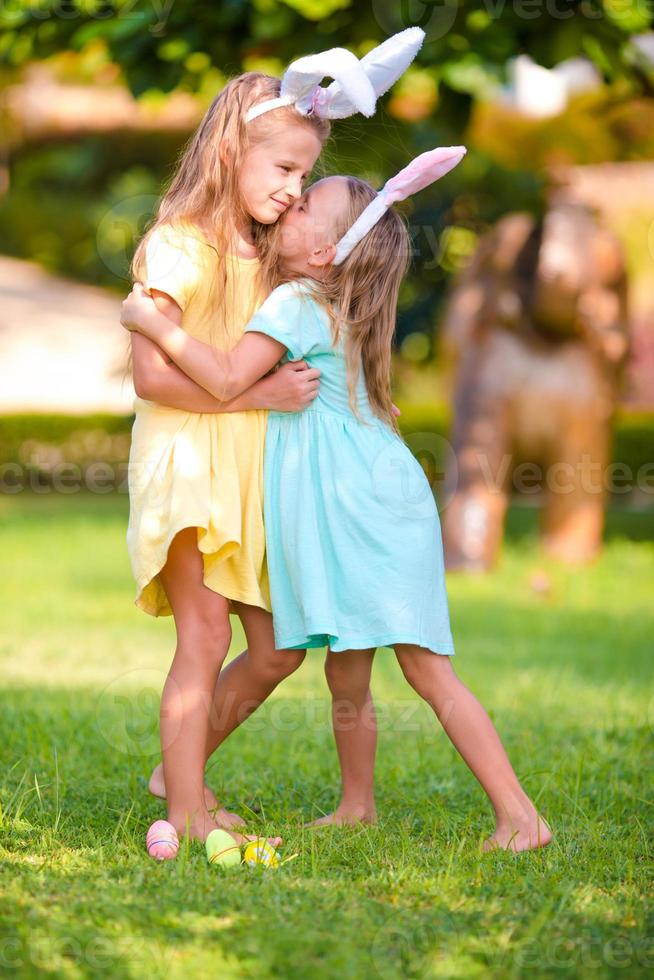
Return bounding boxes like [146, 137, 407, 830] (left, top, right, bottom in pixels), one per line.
[243, 839, 280, 869]
[146, 820, 179, 861]
[206, 829, 241, 868]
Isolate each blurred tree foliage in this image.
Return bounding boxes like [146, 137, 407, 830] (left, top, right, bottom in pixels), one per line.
[3, 1, 651, 106]
[1, 1, 653, 348]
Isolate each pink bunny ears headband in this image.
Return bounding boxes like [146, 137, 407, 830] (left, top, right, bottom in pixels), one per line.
[333, 146, 467, 265]
[243, 32, 465, 265]
[246, 28, 425, 122]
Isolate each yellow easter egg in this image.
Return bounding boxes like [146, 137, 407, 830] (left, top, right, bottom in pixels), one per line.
[243, 839, 280, 869]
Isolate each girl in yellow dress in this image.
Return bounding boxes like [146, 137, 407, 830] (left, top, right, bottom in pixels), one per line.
[128, 72, 329, 846]
[128, 32, 426, 853]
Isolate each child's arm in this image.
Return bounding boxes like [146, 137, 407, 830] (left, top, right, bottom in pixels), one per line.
[133, 334, 319, 413]
[131, 291, 250, 410]
[122, 284, 288, 401]
[132, 291, 319, 412]
[130, 291, 222, 410]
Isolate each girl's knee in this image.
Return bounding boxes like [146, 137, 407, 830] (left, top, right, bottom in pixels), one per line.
[258, 647, 306, 685]
[398, 656, 422, 694]
[177, 610, 232, 663]
[397, 648, 454, 697]
[279, 647, 306, 678]
[324, 654, 345, 694]
[324, 654, 368, 700]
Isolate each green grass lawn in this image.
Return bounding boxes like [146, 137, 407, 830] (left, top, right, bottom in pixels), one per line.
[1, 493, 652, 978]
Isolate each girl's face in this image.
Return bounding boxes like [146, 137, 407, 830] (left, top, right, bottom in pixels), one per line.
[238, 125, 323, 225]
[278, 176, 348, 275]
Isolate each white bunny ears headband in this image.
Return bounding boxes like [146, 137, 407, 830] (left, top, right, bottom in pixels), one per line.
[243, 30, 465, 264]
[333, 146, 467, 265]
[246, 27, 425, 122]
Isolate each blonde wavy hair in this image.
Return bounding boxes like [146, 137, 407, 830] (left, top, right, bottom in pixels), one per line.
[262, 177, 410, 433]
[131, 72, 331, 341]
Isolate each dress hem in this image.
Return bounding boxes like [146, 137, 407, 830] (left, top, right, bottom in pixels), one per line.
[275, 630, 456, 656]
[130, 515, 271, 617]
[134, 582, 272, 618]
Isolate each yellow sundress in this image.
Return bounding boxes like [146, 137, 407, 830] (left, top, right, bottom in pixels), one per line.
[126, 221, 271, 616]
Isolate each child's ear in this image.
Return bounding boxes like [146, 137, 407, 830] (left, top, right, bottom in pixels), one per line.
[219, 139, 231, 166]
[307, 243, 336, 268]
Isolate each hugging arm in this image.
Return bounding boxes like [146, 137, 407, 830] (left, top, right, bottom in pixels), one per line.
[123, 285, 288, 402]
[131, 290, 318, 412]
[132, 333, 259, 411]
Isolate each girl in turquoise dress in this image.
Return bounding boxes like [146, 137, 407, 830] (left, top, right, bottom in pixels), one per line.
[246, 276, 456, 658]
[122, 151, 552, 851]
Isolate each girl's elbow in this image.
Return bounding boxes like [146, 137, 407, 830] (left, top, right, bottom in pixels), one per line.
[208, 353, 241, 401]
[210, 377, 240, 401]
[133, 369, 157, 400]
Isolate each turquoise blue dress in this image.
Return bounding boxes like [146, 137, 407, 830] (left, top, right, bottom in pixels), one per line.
[244, 280, 456, 656]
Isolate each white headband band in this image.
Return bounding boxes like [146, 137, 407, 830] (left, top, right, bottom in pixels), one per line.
[332, 146, 468, 266]
[247, 95, 295, 122]
[245, 28, 425, 123]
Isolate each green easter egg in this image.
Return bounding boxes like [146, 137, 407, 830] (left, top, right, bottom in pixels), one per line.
[206, 829, 241, 868]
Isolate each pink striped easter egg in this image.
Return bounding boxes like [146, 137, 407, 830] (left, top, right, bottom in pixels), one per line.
[146, 819, 179, 860]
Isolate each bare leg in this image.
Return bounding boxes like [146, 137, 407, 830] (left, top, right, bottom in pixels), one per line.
[306, 648, 378, 827]
[149, 753, 240, 826]
[156, 528, 278, 845]
[148, 765, 231, 821]
[394, 645, 552, 852]
[150, 603, 305, 827]
[204, 602, 306, 759]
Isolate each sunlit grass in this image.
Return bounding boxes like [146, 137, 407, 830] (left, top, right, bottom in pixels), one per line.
[1, 493, 652, 978]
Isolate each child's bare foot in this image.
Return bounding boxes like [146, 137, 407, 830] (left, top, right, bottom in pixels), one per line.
[483, 810, 552, 853]
[234, 831, 283, 848]
[168, 809, 282, 848]
[149, 762, 244, 829]
[305, 803, 377, 828]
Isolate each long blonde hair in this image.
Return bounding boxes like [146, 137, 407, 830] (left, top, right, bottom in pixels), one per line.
[131, 73, 331, 338]
[265, 177, 410, 432]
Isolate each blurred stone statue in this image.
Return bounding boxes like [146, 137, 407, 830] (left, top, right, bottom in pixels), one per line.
[440, 191, 629, 570]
